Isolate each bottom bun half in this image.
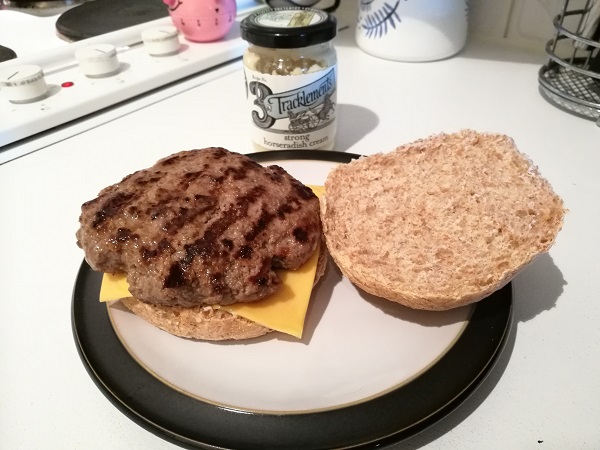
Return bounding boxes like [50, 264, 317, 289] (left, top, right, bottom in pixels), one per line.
[120, 241, 329, 341]
[120, 298, 271, 340]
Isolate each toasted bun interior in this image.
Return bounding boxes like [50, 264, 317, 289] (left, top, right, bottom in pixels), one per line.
[320, 130, 566, 310]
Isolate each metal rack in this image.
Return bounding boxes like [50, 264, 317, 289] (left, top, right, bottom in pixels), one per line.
[539, 0, 600, 126]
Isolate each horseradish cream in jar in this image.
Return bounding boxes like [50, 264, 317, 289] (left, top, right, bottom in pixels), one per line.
[240, 8, 337, 151]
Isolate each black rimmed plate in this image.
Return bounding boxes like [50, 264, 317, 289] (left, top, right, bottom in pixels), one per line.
[72, 150, 512, 449]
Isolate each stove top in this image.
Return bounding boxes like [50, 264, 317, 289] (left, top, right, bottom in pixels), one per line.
[0, 0, 267, 163]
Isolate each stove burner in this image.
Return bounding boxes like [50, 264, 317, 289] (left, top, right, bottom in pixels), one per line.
[0, 44, 17, 62]
[1, 0, 90, 17]
[55, 0, 169, 41]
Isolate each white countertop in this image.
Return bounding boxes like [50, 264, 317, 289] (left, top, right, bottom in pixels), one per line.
[1, 5, 599, 450]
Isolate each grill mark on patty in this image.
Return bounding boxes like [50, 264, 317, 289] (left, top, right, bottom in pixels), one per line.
[267, 166, 285, 183]
[223, 158, 262, 181]
[146, 192, 214, 223]
[244, 209, 275, 242]
[92, 192, 136, 228]
[245, 194, 307, 241]
[163, 185, 267, 289]
[293, 227, 309, 243]
[181, 171, 202, 184]
[249, 257, 273, 286]
[127, 205, 140, 218]
[116, 227, 138, 241]
[141, 238, 173, 260]
[135, 174, 162, 186]
[209, 272, 226, 293]
[163, 197, 217, 235]
[173, 157, 262, 188]
[210, 148, 228, 159]
[149, 205, 167, 220]
[164, 262, 187, 288]
[237, 245, 253, 259]
[180, 170, 227, 188]
[277, 196, 302, 218]
[291, 178, 317, 200]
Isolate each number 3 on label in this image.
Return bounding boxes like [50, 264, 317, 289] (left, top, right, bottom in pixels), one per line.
[249, 81, 276, 129]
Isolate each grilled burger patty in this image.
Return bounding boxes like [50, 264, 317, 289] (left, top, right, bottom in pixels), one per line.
[76, 148, 322, 307]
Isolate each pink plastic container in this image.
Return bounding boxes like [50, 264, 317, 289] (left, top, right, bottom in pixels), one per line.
[163, 0, 237, 42]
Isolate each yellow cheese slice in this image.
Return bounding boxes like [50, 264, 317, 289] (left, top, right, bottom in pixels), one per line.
[99, 273, 132, 303]
[99, 185, 325, 339]
[308, 184, 324, 197]
[221, 241, 319, 338]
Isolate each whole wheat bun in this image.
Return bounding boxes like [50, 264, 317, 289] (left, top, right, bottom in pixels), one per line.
[120, 298, 271, 340]
[120, 240, 329, 340]
[320, 130, 566, 311]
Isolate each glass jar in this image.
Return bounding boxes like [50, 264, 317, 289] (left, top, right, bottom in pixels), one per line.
[240, 8, 338, 151]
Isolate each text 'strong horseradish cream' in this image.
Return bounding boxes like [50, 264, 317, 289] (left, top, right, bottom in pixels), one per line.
[241, 8, 338, 151]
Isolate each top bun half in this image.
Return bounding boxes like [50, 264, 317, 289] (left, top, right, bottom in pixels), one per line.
[320, 130, 566, 310]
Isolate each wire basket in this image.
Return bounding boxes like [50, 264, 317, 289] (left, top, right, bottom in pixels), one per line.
[538, 0, 600, 126]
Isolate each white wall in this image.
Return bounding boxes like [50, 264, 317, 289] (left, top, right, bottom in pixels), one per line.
[469, 0, 592, 52]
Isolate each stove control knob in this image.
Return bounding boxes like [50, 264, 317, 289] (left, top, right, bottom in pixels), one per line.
[142, 26, 180, 56]
[75, 44, 121, 78]
[0, 64, 49, 103]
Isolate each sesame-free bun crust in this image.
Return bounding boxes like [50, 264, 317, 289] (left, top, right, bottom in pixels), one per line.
[121, 240, 329, 340]
[121, 298, 271, 340]
[320, 130, 566, 310]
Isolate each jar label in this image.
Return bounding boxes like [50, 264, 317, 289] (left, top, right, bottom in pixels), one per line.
[244, 65, 337, 150]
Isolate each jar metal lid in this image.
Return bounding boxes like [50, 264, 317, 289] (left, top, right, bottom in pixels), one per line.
[240, 7, 337, 49]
